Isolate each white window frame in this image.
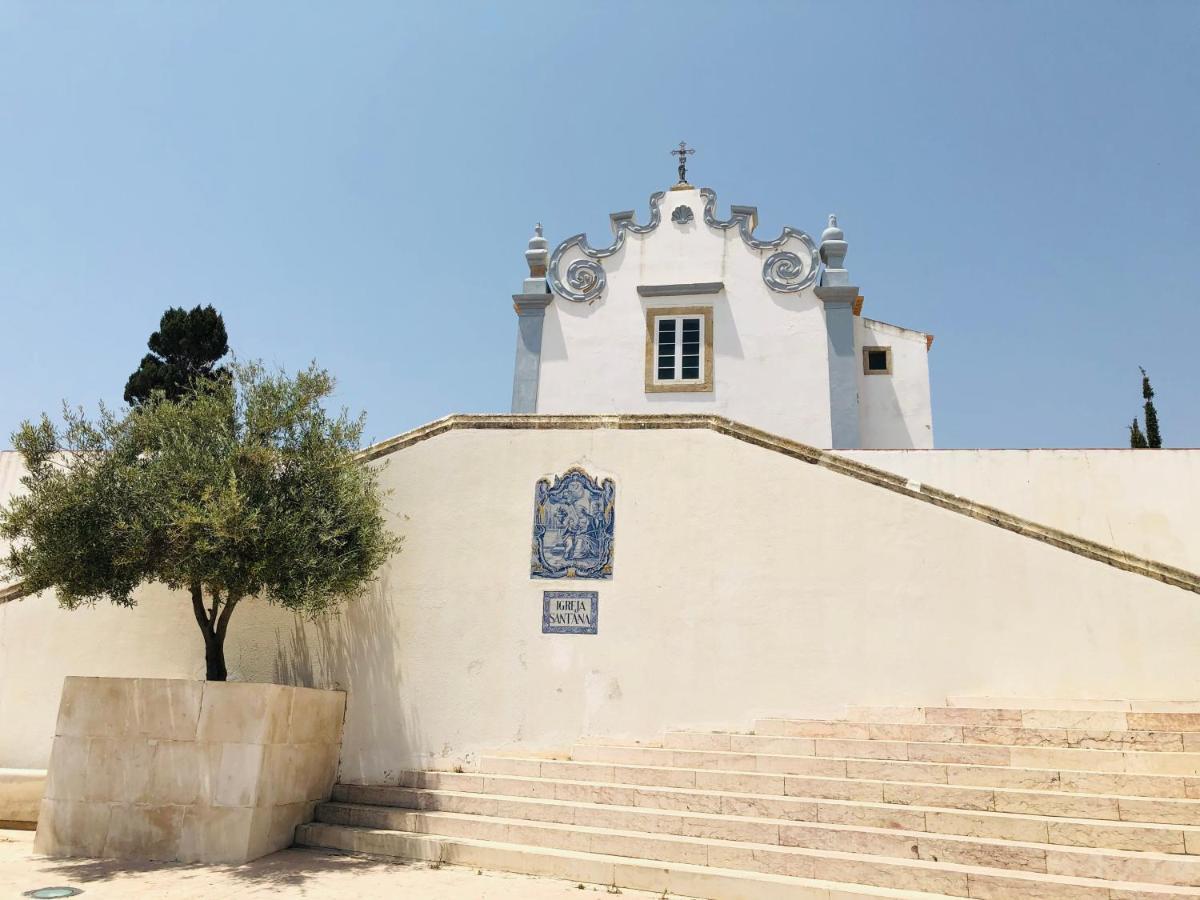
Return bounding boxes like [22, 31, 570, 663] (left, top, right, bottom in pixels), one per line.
[654, 314, 705, 384]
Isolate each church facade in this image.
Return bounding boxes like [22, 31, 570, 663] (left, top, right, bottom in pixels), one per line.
[510, 181, 934, 449]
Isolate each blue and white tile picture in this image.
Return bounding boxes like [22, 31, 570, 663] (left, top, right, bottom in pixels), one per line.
[531, 468, 615, 579]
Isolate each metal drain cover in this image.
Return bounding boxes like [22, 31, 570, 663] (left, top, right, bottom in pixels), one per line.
[24, 889, 83, 899]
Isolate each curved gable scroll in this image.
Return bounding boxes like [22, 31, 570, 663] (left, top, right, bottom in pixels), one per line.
[547, 188, 820, 303]
[547, 192, 665, 303]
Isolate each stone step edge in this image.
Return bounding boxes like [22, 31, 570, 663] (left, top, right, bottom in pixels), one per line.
[549, 749, 1200, 793]
[752, 721, 1200, 747]
[359, 775, 1200, 835]
[357, 787, 1200, 844]
[947, 699, 1200, 713]
[479, 756, 1200, 819]
[301, 816, 1200, 896]
[296, 822, 958, 899]
[325, 791, 1200, 864]
[667, 734, 1200, 763]
[845, 707, 1200, 727]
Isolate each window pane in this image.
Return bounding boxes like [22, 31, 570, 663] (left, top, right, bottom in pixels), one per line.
[658, 319, 676, 338]
[867, 349, 889, 371]
[682, 318, 700, 336]
[658, 365, 675, 380]
[682, 360, 700, 379]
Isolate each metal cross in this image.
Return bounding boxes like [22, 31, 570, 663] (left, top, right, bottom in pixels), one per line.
[670, 141, 695, 184]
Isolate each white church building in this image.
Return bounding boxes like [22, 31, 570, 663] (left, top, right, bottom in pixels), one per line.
[510, 179, 934, 449]
[4, 165, 1200, 897]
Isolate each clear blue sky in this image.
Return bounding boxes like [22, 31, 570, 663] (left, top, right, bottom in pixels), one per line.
[1, 1, 1196, 449]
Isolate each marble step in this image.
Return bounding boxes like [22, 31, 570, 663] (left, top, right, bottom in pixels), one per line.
[573, 740, 1200, 782]
[337, 775, 1200, 854]
[320, 789, 1200, 885]
[847, 708, 1200, 733]
[480, 756, 1200, 825]
[305, 806, 1200, 898]
[296, 821, 962, 899]
[754, 719, 1200, 753]
[667, 731, 1200, 774]
[947, 699, 1200, 715]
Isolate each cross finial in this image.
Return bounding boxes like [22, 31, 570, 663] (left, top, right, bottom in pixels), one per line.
[670, 141, 695, 185]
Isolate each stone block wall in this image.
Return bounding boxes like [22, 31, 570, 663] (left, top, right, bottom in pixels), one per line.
[0, 768, 45, 827]
[34, 676, 345, 863]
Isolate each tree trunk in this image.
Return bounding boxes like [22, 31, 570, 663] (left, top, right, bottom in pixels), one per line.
[190, 581, 239, 681]
[204, 632, 228, 681]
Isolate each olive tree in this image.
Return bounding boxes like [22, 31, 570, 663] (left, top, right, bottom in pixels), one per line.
[1, 362, 399, 680]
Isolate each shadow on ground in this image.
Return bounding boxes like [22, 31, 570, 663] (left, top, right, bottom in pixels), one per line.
[38, 847, 415, 889]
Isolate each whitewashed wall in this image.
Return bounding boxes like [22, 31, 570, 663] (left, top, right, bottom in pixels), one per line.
[3, 432, 1199, 779]
[855, 317, 934, 449]
[538, 188, 833, 444]
[535, 187, 934, 450]
[846, 448, 1200, 573]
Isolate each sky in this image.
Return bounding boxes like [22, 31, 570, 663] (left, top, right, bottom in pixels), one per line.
[0, 1, 1197, 450]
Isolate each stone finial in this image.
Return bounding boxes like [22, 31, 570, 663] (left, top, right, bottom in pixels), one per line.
[525, 223, 549, 278]
[820, 214, 847, 266]
[819, 214, 850, 287]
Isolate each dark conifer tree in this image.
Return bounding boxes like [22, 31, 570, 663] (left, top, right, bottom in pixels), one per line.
[1129, 418, 1148, 449]
[1140, 367, 1162, 449]
[123, 305, 230, 405]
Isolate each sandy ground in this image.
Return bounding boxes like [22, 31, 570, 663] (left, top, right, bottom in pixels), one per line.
[0, 829, 661, 899]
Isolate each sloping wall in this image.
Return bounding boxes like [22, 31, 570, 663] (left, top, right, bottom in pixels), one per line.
[2, 427, 1199, 779]
[314, 426, 1200, 781]
[846, 449, 1200, 573]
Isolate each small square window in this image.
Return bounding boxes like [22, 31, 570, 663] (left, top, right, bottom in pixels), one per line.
[863, 347, 892, 375]
[645, 306, 713, 393]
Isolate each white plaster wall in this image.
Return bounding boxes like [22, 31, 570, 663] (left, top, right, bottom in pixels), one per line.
[537, 188, 835, 446]
[845, 448, 1200, 573]
[855, 317, 934, 449]
[5, 434, 1200, 779]
[301, 428, 1200, 781]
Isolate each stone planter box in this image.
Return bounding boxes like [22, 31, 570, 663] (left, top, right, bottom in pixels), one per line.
[0, 768, 45, 827]
[34, 676, 345, 863]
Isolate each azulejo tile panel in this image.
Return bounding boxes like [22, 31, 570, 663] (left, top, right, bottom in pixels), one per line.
[531, 468, 615, 579]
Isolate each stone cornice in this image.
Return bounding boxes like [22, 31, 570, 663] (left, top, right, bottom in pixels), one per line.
[512, 294, 552, 316]
[814, 285, 860, 305]
[6, 414, 1198, 603]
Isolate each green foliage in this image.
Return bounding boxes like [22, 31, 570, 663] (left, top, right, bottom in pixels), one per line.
[1, 362, 400, 679]
[1140, 367, 1162, 449]
[1129, 417, 1148, 449]
[123, 305, 230, 405]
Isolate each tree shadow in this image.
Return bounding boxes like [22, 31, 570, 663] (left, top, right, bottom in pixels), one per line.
[35, 845, 419, 890]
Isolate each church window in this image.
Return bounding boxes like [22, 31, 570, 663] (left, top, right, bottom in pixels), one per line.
[645, 307, 713, 393]
[864, 346, 892, 375]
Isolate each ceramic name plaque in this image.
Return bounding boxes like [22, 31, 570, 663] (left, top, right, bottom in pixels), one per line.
[542, 591, 599, 634]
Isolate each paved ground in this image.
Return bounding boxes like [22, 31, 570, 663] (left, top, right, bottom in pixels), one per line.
[0, 830, 660, 899]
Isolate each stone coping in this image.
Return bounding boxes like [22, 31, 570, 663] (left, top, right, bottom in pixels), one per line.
[3, 414, 1198, 601]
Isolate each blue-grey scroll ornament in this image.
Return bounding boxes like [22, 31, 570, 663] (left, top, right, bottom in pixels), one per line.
[548, 193, 663, 303]
[531, 468, 615, 579]
[700, 188, 819, 292]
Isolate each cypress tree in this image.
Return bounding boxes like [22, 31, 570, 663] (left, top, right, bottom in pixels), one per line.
[1140, 367, 1162, 449]
[1129, 418, 1148, 449]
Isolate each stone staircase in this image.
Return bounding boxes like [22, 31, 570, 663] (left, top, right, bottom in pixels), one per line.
[296, 700, 1200, 898]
